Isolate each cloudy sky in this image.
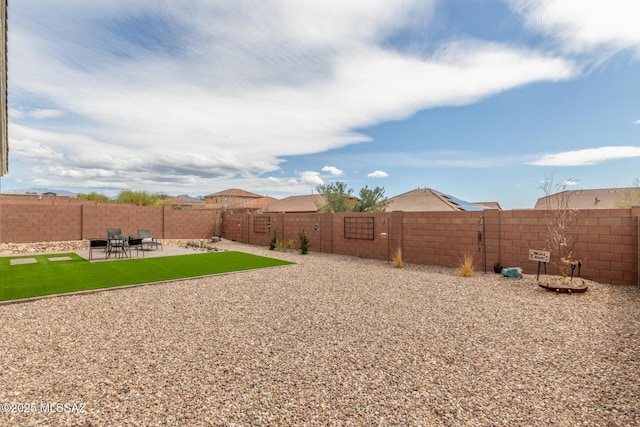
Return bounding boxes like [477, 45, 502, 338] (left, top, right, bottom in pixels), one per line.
[5, 0, 640, 208]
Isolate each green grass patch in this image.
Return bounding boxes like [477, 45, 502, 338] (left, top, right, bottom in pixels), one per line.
[0, 251, 293, 302]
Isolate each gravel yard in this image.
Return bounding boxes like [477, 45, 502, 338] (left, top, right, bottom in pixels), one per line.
[1, 241, 638, 426]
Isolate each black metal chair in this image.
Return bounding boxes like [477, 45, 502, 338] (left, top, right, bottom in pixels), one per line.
[89, 239, 108, 260]
[127, 237, 144, 257]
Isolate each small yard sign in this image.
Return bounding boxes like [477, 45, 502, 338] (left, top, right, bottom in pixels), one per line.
[529, 249, 551, 280]
[529, 249, 551, 263]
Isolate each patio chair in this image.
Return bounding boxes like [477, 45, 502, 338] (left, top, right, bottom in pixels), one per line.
[138, 230, 163, 251]
[127, 236, 144, 257]
[89, 239, 108, 260]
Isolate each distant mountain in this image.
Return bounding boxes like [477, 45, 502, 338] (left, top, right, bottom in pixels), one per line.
[1, 188, 77, 196]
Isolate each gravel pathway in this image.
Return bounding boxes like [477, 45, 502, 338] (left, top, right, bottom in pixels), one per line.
[1, 241, 638, 426]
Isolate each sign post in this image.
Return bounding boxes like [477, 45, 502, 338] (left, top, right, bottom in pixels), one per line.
[529, 249, 551, 281]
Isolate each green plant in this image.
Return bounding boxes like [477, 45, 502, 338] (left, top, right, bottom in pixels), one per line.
[354, 185, 391, 212]
[269, 227, 277, 250]
[275, 239, 295, 252]
[76, 191, 112, 203]
[114, 190, 172, 206]
[457, 254, 475, 277]
[391, 247, 403, 268]
[315, 181, 390, 212]
[298, 228, 310, 254]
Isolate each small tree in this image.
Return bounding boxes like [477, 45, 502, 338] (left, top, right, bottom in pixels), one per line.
[316, 182, 390, 212]
[315, 181, 354, 212]
[116, 190, 171, 206]
[298, 228, 310, 254]
[77, 191, 111, 203]
[354, 185, 390, 212]
[539, 176, 580, 281]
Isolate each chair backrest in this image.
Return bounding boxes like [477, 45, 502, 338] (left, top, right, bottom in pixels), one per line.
[90, 239, 108, 248]
[107, 228, 122, 238]
[138, 230, 152, 239]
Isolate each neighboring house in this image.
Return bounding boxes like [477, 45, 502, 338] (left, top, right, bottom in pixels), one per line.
[262, 194, 328, 213]
[204, 189, 264, 209]
[169, 194, 205, 209]
[385, 188, 491, 212]
[228, 196, 279, 214]
[473, 201, 502, 210]
[533, 187, 640, 210]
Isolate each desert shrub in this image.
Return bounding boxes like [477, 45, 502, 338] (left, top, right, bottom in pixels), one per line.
[298, 228, 310, 254]
[275, 239, 296, 252]
[269, 229, 277, 250]
[457, 254, 475, 277]
[392, 247, 403, 268]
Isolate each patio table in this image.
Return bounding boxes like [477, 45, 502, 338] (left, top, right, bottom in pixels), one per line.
[107, 237, 129, 259]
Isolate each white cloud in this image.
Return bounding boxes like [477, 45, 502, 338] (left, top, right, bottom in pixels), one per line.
[527, 146, 640, 166]
[7, 1, 578, 192]
[367, 170, 388, 178]
[634, 119, 640, 124]
[321, 166, 343, 176]
[30, 109, 65, 119]
[510, 0, 640, 58]
[9, 137, 65, 163]
[300, 171, 324, 186]
[8, 109, 24, 119]
[11, 108, 66, 120]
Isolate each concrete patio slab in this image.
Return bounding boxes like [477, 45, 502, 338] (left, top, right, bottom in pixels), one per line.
[10, 257, 37, 265]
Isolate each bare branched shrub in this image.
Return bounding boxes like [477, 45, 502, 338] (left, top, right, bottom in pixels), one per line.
[213, 208, 225, 237]
[539, 176, 580, 281]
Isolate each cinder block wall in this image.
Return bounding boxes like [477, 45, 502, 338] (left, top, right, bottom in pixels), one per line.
[82, 204, 164, 239]
[1, 199, 638, 285]
[0, 202, 220, 242]
[0, 204, 83, 242]
[223, 208, 639, 286]
[163, 206, 218, 239]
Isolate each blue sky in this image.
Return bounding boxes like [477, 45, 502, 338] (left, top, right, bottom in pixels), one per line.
[4, 0, 640, 208]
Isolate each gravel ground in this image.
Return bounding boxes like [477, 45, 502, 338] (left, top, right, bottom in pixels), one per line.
[0, 241, 638, 426]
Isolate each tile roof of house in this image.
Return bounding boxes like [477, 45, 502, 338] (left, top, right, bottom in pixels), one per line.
[229, 196, 279, 211]
[386, 188, 487, 212]
[204, 188, 263, 198]
[262, 194, 327, 213]
[473, 201, 502, 210]
[533, 187, 639, 209]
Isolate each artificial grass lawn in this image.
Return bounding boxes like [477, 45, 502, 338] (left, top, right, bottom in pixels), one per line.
[0, 251, 293, 302]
